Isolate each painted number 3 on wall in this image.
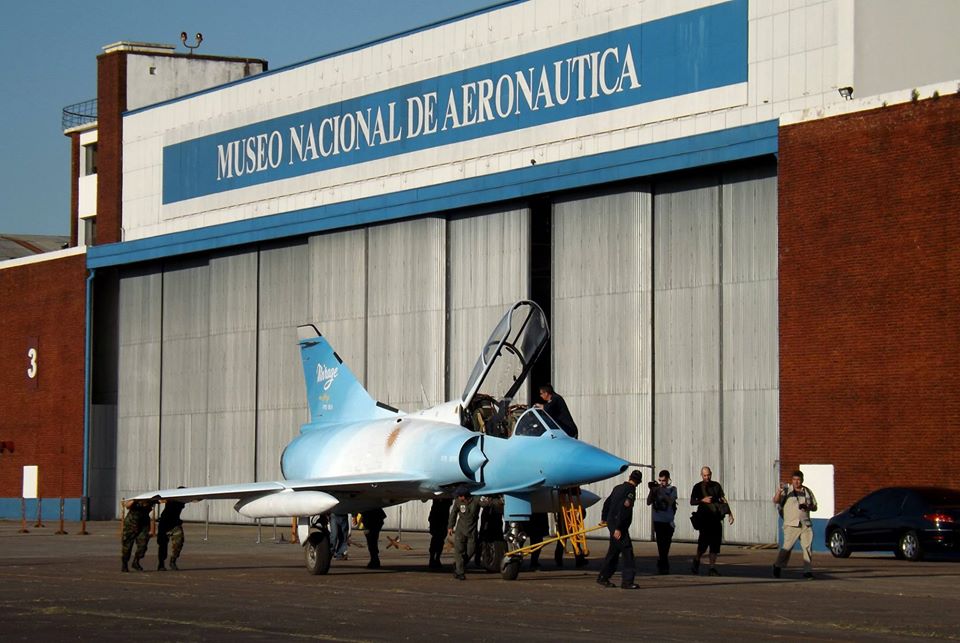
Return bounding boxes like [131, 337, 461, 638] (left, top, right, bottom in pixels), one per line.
[27, 347, 38, 379]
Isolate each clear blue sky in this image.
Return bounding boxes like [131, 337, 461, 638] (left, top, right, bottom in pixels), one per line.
[0, 0, 503, 236]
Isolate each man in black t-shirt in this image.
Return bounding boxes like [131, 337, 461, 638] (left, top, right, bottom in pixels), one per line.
[690, 466, 734, 576]
[157, 497, 186, 571]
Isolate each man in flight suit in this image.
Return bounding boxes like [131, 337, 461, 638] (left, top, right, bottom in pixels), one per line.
[447, 487, 482, 580]
[597, 470, 642, 589]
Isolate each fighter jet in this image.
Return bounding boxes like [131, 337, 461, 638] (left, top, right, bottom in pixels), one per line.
[133, 300, 629, 578]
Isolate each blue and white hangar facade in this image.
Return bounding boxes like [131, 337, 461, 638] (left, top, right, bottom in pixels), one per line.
[72, 0, 960, 544]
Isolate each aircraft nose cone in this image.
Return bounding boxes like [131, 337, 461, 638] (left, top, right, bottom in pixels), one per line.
[548, 441, 629, 487]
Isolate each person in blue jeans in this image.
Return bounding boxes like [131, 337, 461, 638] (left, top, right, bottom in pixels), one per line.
[331, 513, 350, 560]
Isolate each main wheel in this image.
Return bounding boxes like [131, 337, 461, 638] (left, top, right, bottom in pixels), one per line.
[828, 529, 851, 558]
[898, 531, 924, 562]
[501, 557, 521, 581]
[305, 532, 332, 575]
[480, 540, 508, 572]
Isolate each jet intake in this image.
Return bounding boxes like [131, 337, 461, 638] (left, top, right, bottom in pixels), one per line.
[459, 435, 487, 481]
[235, 490, 338, 519]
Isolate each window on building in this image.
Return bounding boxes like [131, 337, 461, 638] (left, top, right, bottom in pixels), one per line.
[84, 143, 98, 176]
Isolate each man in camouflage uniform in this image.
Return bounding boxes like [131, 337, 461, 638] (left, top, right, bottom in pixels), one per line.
[121, 499, 155, 572]
[157, 497, 187, 571]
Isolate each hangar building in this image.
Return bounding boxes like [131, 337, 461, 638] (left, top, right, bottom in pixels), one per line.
[2, 0, 958, 548]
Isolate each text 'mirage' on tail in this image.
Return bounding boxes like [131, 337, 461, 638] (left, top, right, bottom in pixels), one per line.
[296, 325, 399, 427]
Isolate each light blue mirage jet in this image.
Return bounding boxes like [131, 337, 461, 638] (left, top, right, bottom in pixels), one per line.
[134, 300, 630, 578]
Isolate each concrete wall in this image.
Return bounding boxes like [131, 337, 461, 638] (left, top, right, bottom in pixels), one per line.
[853, 0, 960, 98]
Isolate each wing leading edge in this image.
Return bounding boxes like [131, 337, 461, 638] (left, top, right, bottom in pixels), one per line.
[131, 472, 428, 519]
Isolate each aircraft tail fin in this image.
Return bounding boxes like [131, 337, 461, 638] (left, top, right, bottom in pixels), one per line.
[297, 325, 399, 426]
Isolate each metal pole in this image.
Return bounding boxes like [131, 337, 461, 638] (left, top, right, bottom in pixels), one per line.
[55, 497, 68, 534]
[79, 496, 89, 535]
[204, 503, 209, 542]
[19, 497, 28, 533]
[256, 518, 262, 544]
[34, 498, 45, 528]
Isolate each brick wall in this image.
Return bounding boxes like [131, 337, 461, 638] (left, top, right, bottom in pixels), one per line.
[778, 95, 960, 509]
[0, 254, 87, 500]
[95, 51, 125, 245]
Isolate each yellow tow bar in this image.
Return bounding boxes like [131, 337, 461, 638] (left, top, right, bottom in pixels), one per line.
[505, 522, 608, 558]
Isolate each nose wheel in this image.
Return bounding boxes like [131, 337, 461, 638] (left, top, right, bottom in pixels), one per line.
[500, 521, 526, 580]
[501, 555, 522, 580]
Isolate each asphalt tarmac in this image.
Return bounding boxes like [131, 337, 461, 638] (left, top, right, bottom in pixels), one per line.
[1, 520, 958, 641]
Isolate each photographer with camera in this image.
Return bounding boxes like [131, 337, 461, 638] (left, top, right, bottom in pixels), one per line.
[690, 466, 734, 576]
[773, 470, 818, 579]
[646, 469, 678, 574]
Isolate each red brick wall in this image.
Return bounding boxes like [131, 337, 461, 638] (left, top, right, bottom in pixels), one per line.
[69, 132, 79, 248]
[0, 254, 87, 498]
[778, 96, 960, 510]
[95, 52, 126, 245]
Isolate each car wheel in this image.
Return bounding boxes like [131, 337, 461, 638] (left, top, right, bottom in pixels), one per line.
[828, 529, 851, 558]
[898, 531, 924, 562]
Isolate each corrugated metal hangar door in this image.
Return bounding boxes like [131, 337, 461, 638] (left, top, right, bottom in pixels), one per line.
[551, 162, 779, 543]
[113, 207, 530, 530]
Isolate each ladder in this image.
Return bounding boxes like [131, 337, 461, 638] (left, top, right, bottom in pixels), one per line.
[558, 487, 589, 557]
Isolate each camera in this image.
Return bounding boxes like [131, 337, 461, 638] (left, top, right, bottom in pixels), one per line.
[648, 481, 658, 489]
[798, 503, 809, 511]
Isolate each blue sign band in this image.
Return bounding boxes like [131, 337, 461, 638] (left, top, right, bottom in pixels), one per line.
[161, 1, 746, 204]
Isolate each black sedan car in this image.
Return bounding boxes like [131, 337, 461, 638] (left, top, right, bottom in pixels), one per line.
[826, 487, 960, 561]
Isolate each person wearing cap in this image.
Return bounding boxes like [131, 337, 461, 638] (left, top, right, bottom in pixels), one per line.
[596, 470, 643, 589]
[447, 487, 481, 580]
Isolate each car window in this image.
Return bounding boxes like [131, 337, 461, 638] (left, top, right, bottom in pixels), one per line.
[856, 489, 902, 517]
[915, 488, 960, 505]
[900, 490, 925, 516]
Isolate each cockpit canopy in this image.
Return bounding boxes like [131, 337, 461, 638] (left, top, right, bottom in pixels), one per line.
[513, 408, 564, 437]
[460, 300, 549, 409]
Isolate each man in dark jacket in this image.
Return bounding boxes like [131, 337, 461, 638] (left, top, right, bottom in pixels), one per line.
[537, 384, 578, 438]
[427, 498, 452, 569]
[596, 470, 642, 589]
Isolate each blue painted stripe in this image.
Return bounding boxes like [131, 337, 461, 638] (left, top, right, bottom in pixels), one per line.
[88, 119, 777, 269]
[162, 0, 747, 203]
[0, 498, 83, 522]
